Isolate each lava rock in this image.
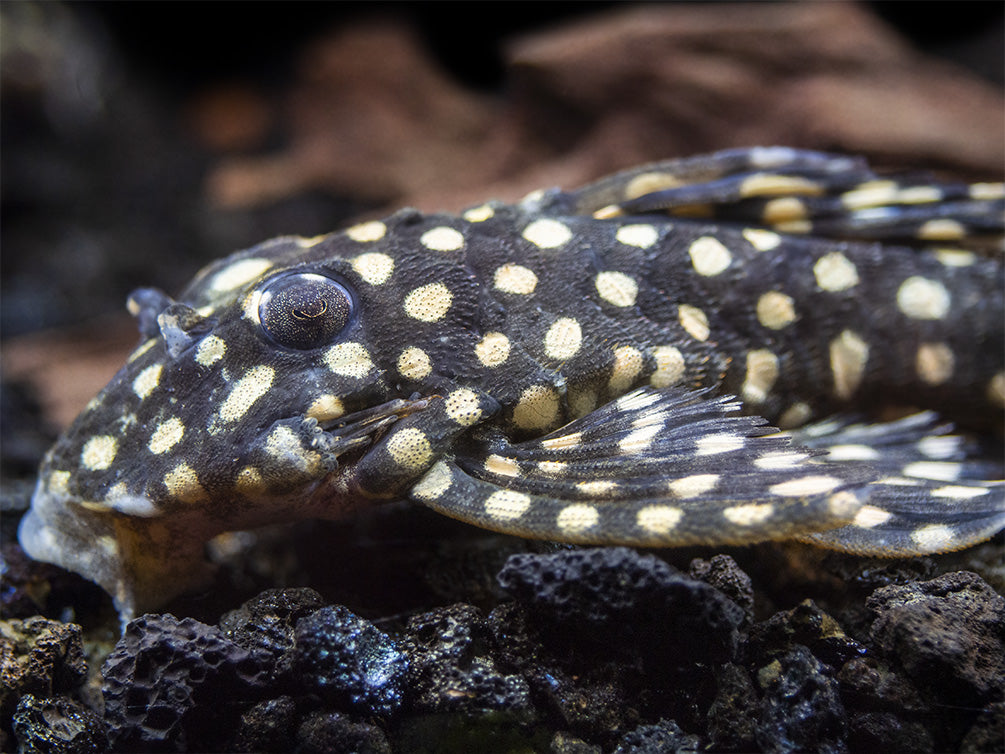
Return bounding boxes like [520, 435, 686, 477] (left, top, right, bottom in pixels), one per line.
[746, 600, 866, 668]
[403, 603, 531, 714]
[296, 710, 391, 754]
[101, 613, 268, 752]
[755, 645, 848, 754]
[688, 554, 755, 627]
[231, 696, 297, 753]
[837, 657, 927, 716]
[497, 547, 743, 666]
[550, 731, 602, 753]
[867, 571, 1005, 705]
[12, 694, 108, 754]
[846, 711, 933, 754]
[959, 701, 1005, 753]
[705, 663, 758, 752]
[219, 587, 326, 667]
[0, 617, 87, 723]
[290, 605, 407, 717]
[613, 719, 701, 753]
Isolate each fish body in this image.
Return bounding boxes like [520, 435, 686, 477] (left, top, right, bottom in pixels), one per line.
[18, 148, 1005, 618]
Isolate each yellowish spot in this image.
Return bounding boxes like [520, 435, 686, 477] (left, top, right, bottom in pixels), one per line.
[398, 347, 432, 381]
[916, 343, 954, 386]
[351, 252, 395, 285]
[827, 444, 879, 462]
[195, 335, 226, 367]
[650, 345, 685, 388]
[754, 451, 810, 470]
[538, 460, 567, 475]
[620, 425, 662, 454]
[556, 504, 599, 533]
[219, 365, 275, 422]
[485, 455, 519, 478]
[463, 204, 495, 222]
[127, 338, 156, 363]
[609, 345, 644, 393]
[739, 173, 822, 197]
[513, 385, 560, 431]
[636, 505, 684, 535]
[209, 258, 272, 292]
[615, 224, 658, 248]
[541, 432, 581, 450]
[756, 291, 796, 330]
[853, 505, 892, 528]
[494, 263, 538, 295]
[236, 466, 265, 496]
[769, 475, 841, 497]
[688, 236, 732, 277]
[163, 462, 207, 503]
[989, 372, 1005, 407]
[917, 218, 965, 241]
[910, 523, 955, 551]
[813, 252, 859, 292]
[742, 228, 782, 251]
[778, 402, 812, 429]
[148, 418, 185, 454]
[445, 388, 484, 426]
[404, 282, 453, 322]
[133, 363, 164, 399]
[695, 433, 743, 456]
[932, 485, 990, 499]
[412, 461, 452, 501]
[595, 271, 638, 307]
[625, 171, 684, 199]
[386, 428, 433, 472]
[484, 489, 531, 520]
[840, 180, 898, 209]
[724, 503, 774, 526]
[897, 276, 950, 320]
[969, 182, 1004, 200]
[829, 329, 869, 400]
[575, 481, 615, 497]
[345, 220, 387, 243]
[763, 196, 807, 223]
[307, 394, 345, 422]
[522, 218, 572, 249]
[742, 349, 779, 404]
[668, 473, 718, 498]
[544, 317, 582, 360]
[475, 332, 510, 367]
[325, 342, 374, 378]
[934, 249, 976, 267]
[48, 470, 71, 496]
[421, 226, 465, 252]
[678, 304, 709, 341]
[81, 435, 118, 471]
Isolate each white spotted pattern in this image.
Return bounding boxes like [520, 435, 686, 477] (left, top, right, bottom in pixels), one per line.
[522, 218, 572, 248]
[421, 226, 465, 252]
[688, 236, 732, 276]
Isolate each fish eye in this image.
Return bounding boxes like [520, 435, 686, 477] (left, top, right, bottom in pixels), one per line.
[257, 272, 354, 349]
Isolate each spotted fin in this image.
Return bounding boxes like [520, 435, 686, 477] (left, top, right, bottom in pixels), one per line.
[408, 387, 870, 546]
[564, 147, 1004, 245]
[790, 413, 1005, 555]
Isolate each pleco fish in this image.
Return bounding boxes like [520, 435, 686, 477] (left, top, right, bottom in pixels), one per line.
[18, 148, 1005, 620]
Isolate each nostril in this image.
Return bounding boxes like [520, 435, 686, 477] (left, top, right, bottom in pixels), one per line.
[127, 288, 175, 340]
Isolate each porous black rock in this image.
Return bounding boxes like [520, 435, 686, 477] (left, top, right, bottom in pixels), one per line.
[755, 645, 848, 754]
[867, 571, 1005, 706]
[705, 663, 758, 752]
[746, 600, 866, 669]
[290, 605, 408, 717]
[497, 547, 743, 666]
[613, 719, 701, 753]
[12, 694, 108, 754]
[101, 613, 268, 752]
[218, 587, 326, 667]
[688, 554, 754, 627]
[296, 710, 391, 754]
[402, 603, 531, 714]
[0, 617, 87, 725]
[231, 696, 298, 753]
